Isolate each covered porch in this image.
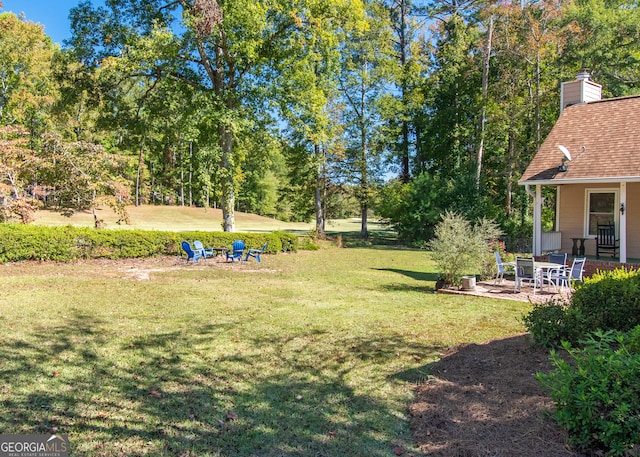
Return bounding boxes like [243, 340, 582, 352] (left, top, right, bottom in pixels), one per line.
[527, 180, 640, 264]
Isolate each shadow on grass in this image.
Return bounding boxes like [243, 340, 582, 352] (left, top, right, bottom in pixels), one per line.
[0, 310, 436, 456]
[374, 268, 438, 293]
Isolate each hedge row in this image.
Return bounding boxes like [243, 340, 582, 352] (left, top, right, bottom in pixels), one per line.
[522, 267, 640, 347]
[0, 224, 298, 263]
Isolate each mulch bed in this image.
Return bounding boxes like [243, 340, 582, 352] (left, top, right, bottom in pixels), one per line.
[409, 333, 585, 457]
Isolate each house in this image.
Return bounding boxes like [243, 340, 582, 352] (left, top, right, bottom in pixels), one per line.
[519, 71, 640, 263]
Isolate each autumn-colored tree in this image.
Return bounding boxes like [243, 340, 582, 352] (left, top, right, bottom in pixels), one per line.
[0, 125, 40, 223]
[37, 133, 131, 227]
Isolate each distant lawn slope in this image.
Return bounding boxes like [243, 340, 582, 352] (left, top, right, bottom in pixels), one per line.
[32, 205, 394, 237]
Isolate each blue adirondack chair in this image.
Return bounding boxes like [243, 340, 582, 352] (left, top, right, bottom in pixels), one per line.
[245, 242, 267, 263]
[226, 240, 245, 263]
[194, 240, 215, 259]
[181, 241, 203, 263]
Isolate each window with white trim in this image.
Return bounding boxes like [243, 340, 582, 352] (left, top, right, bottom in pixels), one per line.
[585, 189, 617, 236]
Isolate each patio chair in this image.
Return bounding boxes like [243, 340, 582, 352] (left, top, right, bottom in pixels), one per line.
[548, 253, 567, 265]
[543, 253, 568, 290]
[245, 242, 267, 263]
[515, 257, 539, 294]
[181, 241, 203, 263]
[194, 240, 217, 259]
[225, 240, 245, 263]
[493, 251, 513, 285]
[556, 257, 586, 291]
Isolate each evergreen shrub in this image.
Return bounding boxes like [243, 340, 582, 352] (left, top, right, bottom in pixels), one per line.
[523, 267, 640, 346]
[0, 224, 297, 262]
[520, 300, 578, 348]
[538, 330, 640, 456]
[571, 267, 640, 334]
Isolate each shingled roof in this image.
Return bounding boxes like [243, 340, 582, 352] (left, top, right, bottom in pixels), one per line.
[519, 94, 640, 185]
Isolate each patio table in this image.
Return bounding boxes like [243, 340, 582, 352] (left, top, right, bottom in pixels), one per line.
[571, 237, 587, 256]
[535, 261, 566, 292]
[203, 247, 228, 258]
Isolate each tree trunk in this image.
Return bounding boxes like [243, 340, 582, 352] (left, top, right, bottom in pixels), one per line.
[399, 0, 410, 183]
[220, 126, 235, 232]
[322, 143, 327, 233]
[315, 142, 325, 238]
[506, 127, 516, 215]
[476, 15, 493, 188]
[360, 76, 369, 239]
[188, 141, 193, 206]
[135, 140, 145, 207]
[179, 138, 185, 206]
[360, 205, 369, 239]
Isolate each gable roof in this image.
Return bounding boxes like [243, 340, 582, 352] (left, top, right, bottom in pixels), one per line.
[519, 94, 640, 185]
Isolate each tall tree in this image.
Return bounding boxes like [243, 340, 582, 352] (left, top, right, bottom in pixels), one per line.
[419, 11, 478, 178]
[381, 0, 428, 182]
[275, 0, 367, 237]
[479, 0, 561, 218]
[559, 0, 640, 95]
[338, 0, 391, 237]
[0, 12, 57, 142]
[69, 0, 364, 231]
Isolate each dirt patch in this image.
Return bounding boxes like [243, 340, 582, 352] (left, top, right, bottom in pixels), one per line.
[409, 334, 584, 457]
[1, 256, 275, 280]
[108, 256, 278, 280]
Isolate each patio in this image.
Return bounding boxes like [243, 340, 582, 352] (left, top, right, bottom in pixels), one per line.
[438, 254, 640, 304]
[438, 278, 570, 304]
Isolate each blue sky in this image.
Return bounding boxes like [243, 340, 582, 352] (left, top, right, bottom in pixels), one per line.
[1, 0, 88, 45]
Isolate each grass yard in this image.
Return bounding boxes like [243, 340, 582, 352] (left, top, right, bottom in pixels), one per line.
[31, 205, 392, 237]
[0, 247, 531, 456]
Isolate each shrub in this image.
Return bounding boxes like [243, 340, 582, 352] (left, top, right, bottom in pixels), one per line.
[299, 237, 320, 250]
[570, 267, 640, 335]
[0, 224, 297, 262]
[521, 300, 578, 348]
[624, 325, 640, 355]
[538, 330, 640, 455]
[479, 239, 512, 280]
[428, 211, 502, 285]
[523, 267, 640, 347]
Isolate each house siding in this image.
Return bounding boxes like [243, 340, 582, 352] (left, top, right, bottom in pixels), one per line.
[561, 82, 582, 110]
[558, 182, 640, 259]
[560, 78, 602, 111]
[627, 183, 640, 259]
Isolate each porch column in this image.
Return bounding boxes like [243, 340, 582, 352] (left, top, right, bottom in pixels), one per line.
[620, 182, 627, 263]
[533, 184, 543, 256]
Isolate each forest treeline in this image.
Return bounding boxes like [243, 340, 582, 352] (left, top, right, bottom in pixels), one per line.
[1, 0, 639, 244]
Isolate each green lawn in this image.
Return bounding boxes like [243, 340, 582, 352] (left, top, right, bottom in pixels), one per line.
[31, 205, 390, 236]
[0, 247, 530, 456]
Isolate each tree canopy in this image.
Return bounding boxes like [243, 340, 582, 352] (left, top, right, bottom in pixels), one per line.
[1, 0, 639, 241]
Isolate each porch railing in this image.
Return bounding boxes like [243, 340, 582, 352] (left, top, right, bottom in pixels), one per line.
[541, 231, 562, 252]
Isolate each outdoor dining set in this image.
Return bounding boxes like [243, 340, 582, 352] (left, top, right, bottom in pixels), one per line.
[494, 251, 585, 295]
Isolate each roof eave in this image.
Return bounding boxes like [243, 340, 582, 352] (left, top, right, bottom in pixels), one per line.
[519, 176, 640, 186]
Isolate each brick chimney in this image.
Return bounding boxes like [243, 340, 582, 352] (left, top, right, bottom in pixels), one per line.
[560, 71, 602, 113]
